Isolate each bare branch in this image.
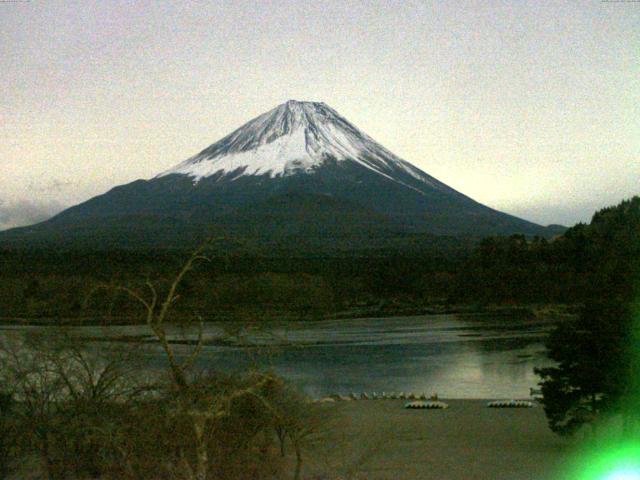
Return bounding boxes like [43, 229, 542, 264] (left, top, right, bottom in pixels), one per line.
[181, 315, 205, 372]
[157, 240, 212, 327]
[115, 286, 152, 312]
[145, 279, 158, 313]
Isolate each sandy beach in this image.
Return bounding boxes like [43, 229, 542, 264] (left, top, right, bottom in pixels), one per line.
[304, 399, 576, 480]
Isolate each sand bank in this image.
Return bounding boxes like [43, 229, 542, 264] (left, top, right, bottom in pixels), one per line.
[305, 399, 575, 480]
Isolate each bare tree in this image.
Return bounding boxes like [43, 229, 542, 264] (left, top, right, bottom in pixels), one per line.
[93, 240, 291, 480]
[0, 331, 69, 479]
[261, 379, 333, 480]
[0, 329, 147, 479]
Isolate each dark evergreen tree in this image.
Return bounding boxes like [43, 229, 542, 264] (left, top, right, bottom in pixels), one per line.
[535, 301, 632, 436]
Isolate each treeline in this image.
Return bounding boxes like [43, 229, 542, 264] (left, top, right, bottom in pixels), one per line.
[1, 197, 638, 322]
[457, 196, 639, 304]
[534, 196, 640, 436]
[0, 249, 468, 321]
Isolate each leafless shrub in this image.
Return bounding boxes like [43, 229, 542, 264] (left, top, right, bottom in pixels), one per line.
[0, 329, 148, 479]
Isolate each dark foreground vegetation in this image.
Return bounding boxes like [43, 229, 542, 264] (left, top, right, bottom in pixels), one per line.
[1, 197, 638, 323]
[0, 245, 332, 480]
[0, 329, 329, 480]
[535, 197, 640, 437]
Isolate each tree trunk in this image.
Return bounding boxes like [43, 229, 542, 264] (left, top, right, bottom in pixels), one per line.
[293, 443, 302, 480]
[193, 416, 208, 480]
[276, 428, 286, 457]
[40, 434, 57, 480]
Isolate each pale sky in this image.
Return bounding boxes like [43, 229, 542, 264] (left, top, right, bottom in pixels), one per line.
[1, 0, 638, 230]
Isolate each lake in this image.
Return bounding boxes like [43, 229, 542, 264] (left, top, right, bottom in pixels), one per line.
[1, 313, 555, 399]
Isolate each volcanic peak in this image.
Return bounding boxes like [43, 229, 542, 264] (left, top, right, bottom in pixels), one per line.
[158, 100, 433, 184]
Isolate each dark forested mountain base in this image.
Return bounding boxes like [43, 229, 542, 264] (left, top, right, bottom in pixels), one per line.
[0, 197, 636, 323]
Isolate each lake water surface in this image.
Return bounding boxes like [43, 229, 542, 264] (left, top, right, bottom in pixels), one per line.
[1, 314, 555, 399]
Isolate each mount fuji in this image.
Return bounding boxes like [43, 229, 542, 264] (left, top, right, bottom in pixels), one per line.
[0, 100, 562, 250]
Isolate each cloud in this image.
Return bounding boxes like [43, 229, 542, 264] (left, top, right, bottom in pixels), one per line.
[0, 198, 66, 231]
[26, 178, 75, 194]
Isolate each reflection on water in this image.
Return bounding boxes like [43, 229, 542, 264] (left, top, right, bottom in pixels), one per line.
[0, 314, 554, 399]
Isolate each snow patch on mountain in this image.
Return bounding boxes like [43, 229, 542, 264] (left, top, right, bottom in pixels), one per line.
[168, 127, 313, 179]
[158, 100, 444, 193]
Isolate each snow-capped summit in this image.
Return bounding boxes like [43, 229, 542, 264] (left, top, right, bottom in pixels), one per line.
[159, 100, 439, 190]
[0, 100, 560, 249]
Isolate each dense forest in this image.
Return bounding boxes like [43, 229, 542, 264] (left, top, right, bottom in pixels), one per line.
[533, 196, 640, 436]
[0, 196, 637, 323]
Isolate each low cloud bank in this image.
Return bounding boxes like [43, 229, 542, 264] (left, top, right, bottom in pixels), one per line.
[0, 199, 66, 231]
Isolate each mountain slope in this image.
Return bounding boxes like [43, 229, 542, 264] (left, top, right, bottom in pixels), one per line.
[0, 100, 561, 250]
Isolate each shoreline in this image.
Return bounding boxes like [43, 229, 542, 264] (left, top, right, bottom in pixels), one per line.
[0, 302, 578, 327]
[318, 396, 541, 402]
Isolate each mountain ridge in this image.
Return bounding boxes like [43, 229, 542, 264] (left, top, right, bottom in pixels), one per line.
[0, 100, 564, 250]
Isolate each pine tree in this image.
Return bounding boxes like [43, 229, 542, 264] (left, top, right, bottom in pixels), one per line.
[535, 301, 631, 436]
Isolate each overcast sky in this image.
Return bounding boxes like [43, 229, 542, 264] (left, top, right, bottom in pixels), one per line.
[1, 0, 638, 230]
